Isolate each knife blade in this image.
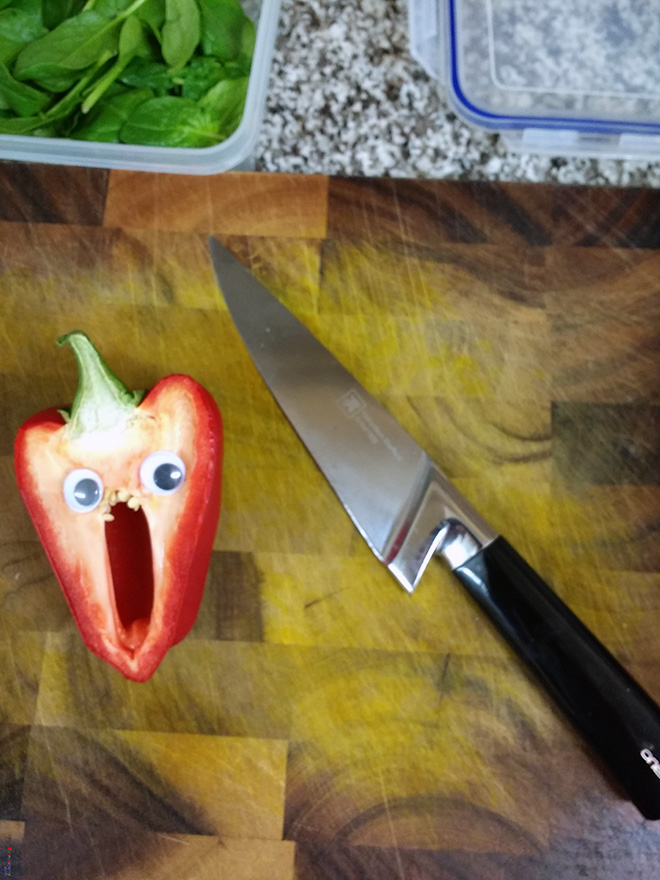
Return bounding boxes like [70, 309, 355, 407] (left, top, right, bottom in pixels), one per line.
[210, 235, 660, 820]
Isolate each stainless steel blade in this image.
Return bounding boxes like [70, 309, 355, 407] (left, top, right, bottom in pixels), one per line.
[210, 237, 497, 591]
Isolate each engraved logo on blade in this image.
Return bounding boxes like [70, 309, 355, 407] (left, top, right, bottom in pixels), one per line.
[337, 389, 403, 461]
[339, 389, 366, 418]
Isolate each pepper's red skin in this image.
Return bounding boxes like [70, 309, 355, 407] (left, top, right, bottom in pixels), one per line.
[14, 375, 223, 682]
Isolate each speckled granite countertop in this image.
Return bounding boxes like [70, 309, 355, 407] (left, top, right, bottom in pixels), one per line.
[254, 0, 660, 186]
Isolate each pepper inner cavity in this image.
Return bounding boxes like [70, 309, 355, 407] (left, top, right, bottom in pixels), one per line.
[105, 500, 154, 652]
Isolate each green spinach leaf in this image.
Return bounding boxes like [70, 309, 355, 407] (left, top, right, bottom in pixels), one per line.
[93, 0, 136, 15]
[0, 64, 94, 132]
[8, 0, 43, 19]
[41, 54, 107, 118]
[178, 54, 223, 99]
[198, 71, 245, 136]
[198, 0, 248, 62]
[95, 0, 165, 31]
[161, 0, 200, 71]
[42, 0, 85, 29]
[73, 85, 152, 140]
[0, 8, 46, 64]
[135, 0, 164, 33]
[28, 123, 57, 135]
[119, 55, 172, 93]
[81, 13, 151, 111]
[0, 112, 42, 131]
[119, 12, 151, 55]
[14, 11, 121, 89]
[0, 114, 59, 135]
[0, 59, 48, 113]
[238, 15, 253, 67]
[120, 94, 219, 145]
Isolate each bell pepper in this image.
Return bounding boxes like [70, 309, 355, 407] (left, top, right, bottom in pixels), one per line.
[14, 332, 223, 682]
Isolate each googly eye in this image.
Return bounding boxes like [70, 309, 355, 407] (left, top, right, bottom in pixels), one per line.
[63, 468, 104, 513]
[140, 451, 186, 496]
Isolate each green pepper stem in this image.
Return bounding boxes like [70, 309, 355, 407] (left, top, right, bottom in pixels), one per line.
[57, 331, 144, 436]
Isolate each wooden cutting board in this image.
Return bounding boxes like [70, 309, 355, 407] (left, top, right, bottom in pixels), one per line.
[1, 165, 660, 879]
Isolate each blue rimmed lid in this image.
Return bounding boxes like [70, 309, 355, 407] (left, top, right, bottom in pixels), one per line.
[446, 0, 660, 136]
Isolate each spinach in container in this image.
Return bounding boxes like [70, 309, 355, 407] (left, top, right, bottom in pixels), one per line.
[0, 0, 255, 147]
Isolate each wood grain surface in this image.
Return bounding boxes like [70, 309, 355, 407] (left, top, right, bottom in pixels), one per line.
[0, 163, 660, 879]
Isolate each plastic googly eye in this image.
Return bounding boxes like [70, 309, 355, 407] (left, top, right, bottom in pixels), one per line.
[140, 451, 186, 496]
[63, 468, 104, 513]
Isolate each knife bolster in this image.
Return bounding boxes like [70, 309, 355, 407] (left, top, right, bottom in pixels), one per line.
[385, 462, 497, 592]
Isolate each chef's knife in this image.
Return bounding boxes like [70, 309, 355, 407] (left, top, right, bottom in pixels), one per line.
[209, 236, 660, 820]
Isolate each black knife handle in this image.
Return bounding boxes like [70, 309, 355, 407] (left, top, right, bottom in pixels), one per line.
[453, 536, 660, 820]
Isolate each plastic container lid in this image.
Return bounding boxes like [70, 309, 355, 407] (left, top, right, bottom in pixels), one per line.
[410, 0, 660, 157]
[0, 0, 281, 175]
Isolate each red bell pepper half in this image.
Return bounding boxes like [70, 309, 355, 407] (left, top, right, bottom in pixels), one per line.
[14, 332, 223, 682]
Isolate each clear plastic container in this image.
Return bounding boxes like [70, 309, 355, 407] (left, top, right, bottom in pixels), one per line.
[410, 0, 660, 159]
[0, 0, 281, 174]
